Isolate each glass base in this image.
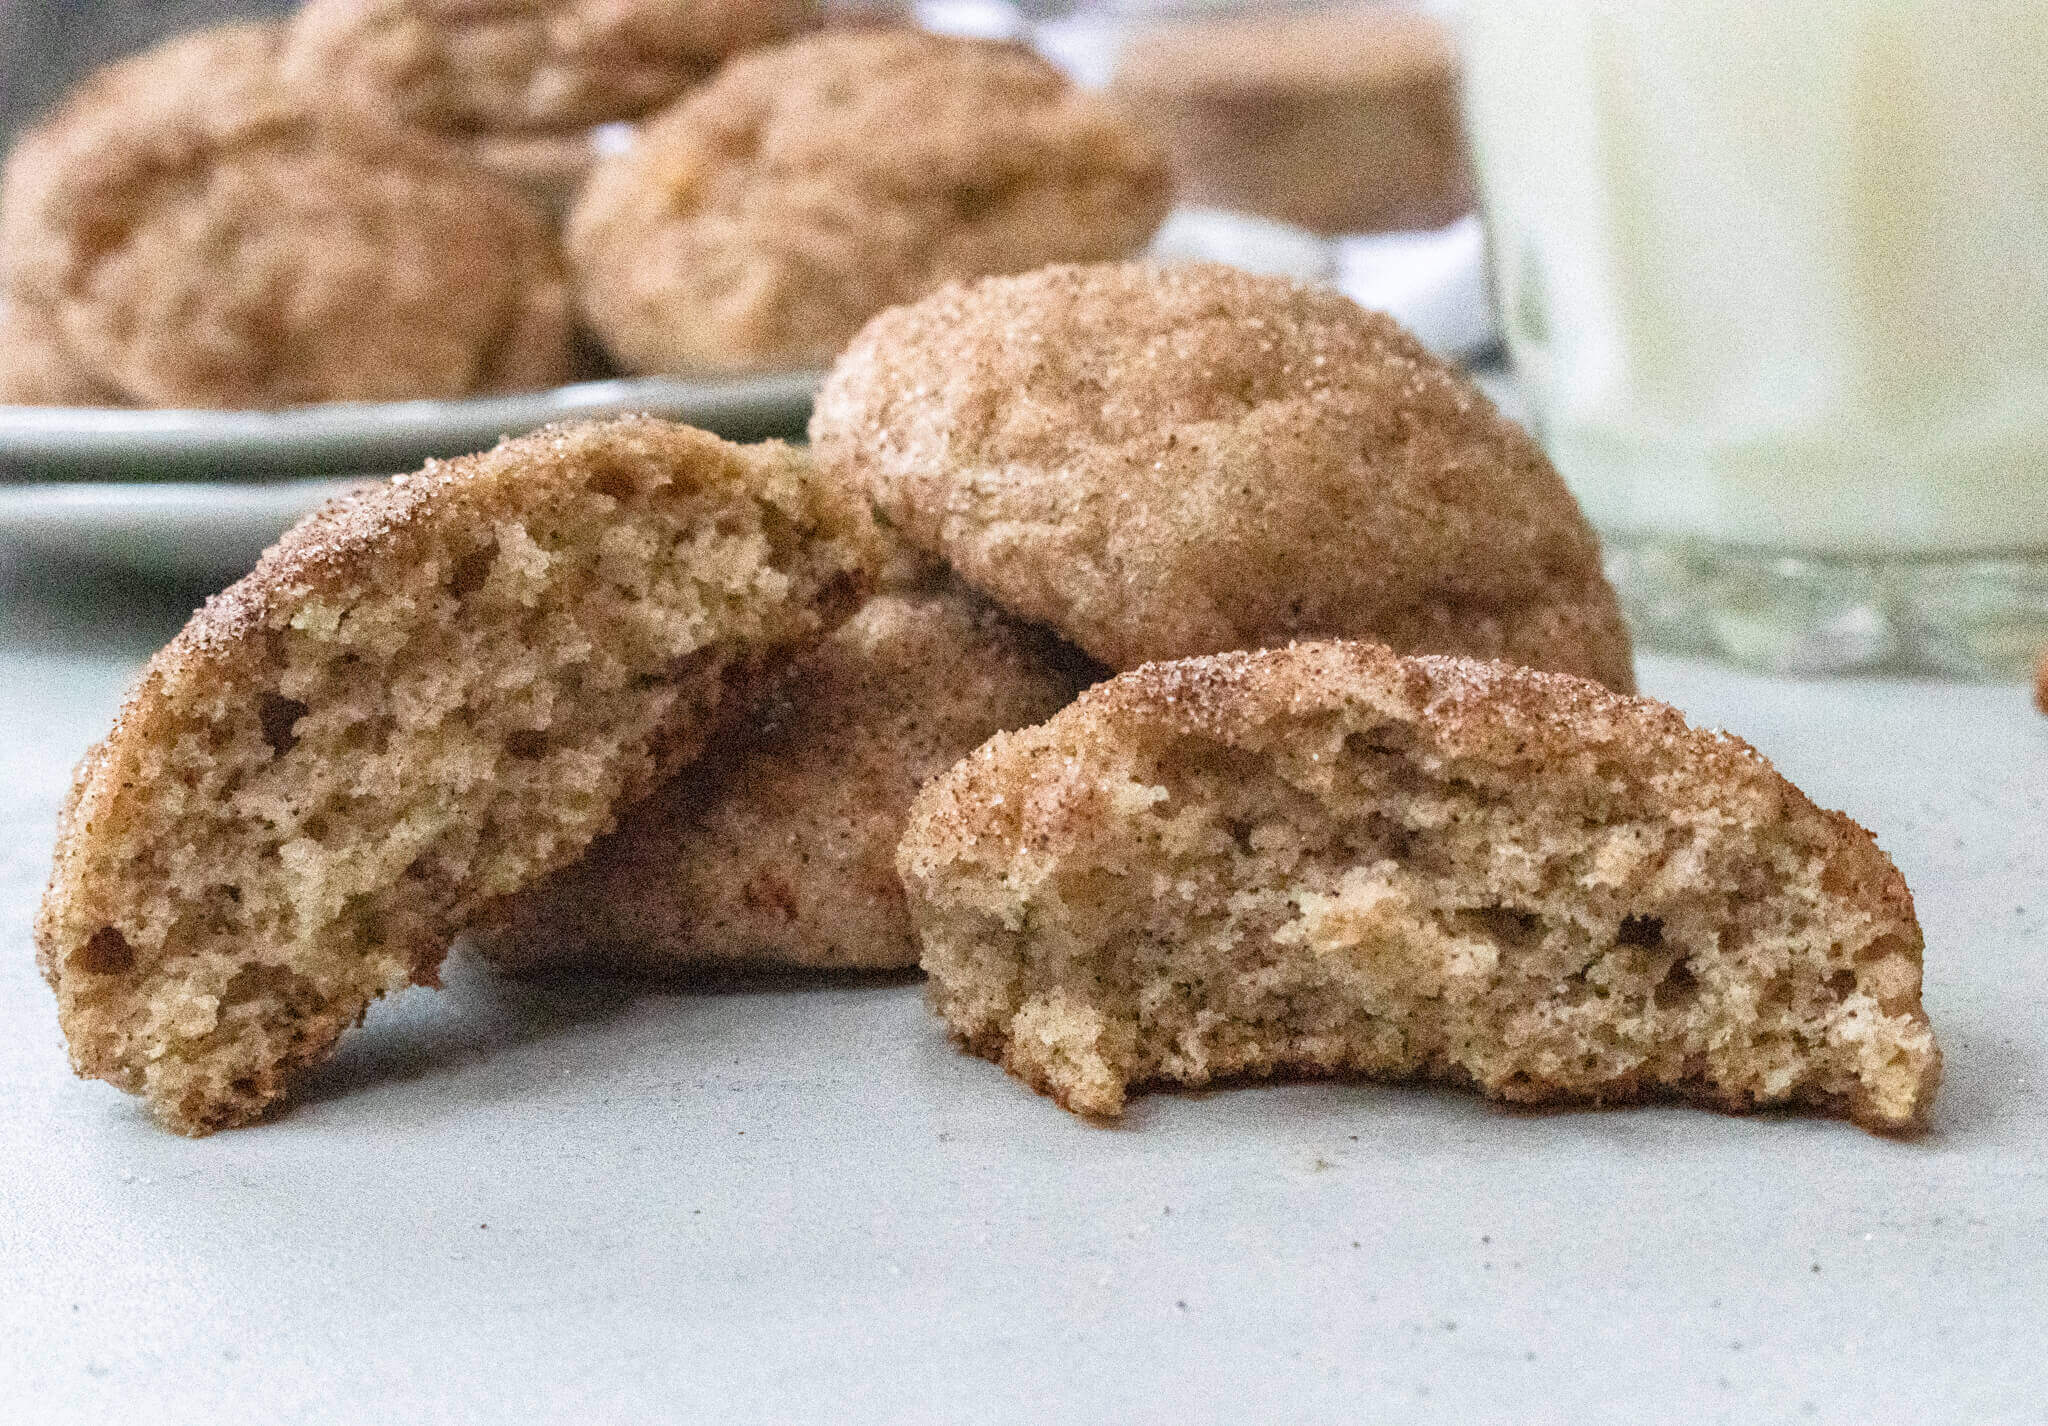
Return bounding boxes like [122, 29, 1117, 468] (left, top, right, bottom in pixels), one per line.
[1603, 533, 2048, 679]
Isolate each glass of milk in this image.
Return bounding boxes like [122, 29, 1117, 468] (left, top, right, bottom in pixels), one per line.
[1458, 0, 2048, 675]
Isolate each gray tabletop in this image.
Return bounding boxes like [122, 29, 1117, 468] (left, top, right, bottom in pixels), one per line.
[3, 548, 2044, 1425]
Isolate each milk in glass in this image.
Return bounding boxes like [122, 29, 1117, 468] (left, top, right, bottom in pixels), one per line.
[1459, 0, 2048, 672]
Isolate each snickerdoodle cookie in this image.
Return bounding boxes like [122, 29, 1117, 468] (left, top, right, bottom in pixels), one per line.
[482, 574, 1098, 974]
[0, 22, 572, 409]
[282, 0, 819, 135]
[566, 29, 1174, 374]
[901, 640, 1940, 1134]
[815, 261, 1633, 689]
[37, 416, 879, 1135]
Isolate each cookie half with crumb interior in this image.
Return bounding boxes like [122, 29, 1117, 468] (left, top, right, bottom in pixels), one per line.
[900, 640, 1940, 1133]
[36, 416, 877, 1135]
[480, 574, 1101, 974]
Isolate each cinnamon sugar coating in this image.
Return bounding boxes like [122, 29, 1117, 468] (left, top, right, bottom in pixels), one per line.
[901, 640, 1940, 1133]
[814, 261, 1634, 688]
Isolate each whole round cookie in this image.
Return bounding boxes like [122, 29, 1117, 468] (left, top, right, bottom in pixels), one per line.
[813, 261, 1635, 690]
[283, 0, 820, 135]
[566, 29, 1174, 374]
[37, 416, 879, 1134]
[901, 640, 1940, 1132]
[0, 23, 572, 410]
[482, 574, 1100, 974]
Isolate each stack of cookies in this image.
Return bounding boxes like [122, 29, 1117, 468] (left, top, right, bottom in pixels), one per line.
[37, 259, 1940, 1139]
[0, 6, 1174, 408]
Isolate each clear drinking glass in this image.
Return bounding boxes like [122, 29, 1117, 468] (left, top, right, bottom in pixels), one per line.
[1457, 0, 2048, 675]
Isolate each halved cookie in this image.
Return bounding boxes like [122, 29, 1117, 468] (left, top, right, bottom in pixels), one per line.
[37, 416, 876, 1134]
[900, 641, 1939, 1133]
[480, 575, 1100, 974]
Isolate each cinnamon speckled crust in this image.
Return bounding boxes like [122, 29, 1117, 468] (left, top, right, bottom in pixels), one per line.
[567, 30, 1173, 374]
[0, 23, 572, 410]
[283, 0, 820, 135]
[900, 640, 1940, 1134]
[480, 575, 1101, 974]
[814, 261, 1634, 689]
[37, 416, 880, 1134]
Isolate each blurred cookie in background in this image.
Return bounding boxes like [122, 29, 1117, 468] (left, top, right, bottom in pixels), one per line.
[281, 1, 823, 222]
[0, 22, 573, 409]
[281, 0, 821, 136]
[0, 297, 124, 408]
[565, 28, 1173, 375]
[1110, 5, 1473, 237]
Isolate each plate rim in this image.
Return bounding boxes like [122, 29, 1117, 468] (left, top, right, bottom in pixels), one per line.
[0, 368, 827, 482]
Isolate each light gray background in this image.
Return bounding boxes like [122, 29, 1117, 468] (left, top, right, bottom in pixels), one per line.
[3, 549, 2044, 1424]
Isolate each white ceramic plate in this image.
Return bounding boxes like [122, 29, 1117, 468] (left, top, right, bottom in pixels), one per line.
[0, 369, 825, 485]
[0, 476, 363, 584]
[0, 369, 824, 583]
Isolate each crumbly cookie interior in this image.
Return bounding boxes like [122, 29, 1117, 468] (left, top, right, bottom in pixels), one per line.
[49, 437, 862, 1133]
[910, 705, 1938, 1132]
